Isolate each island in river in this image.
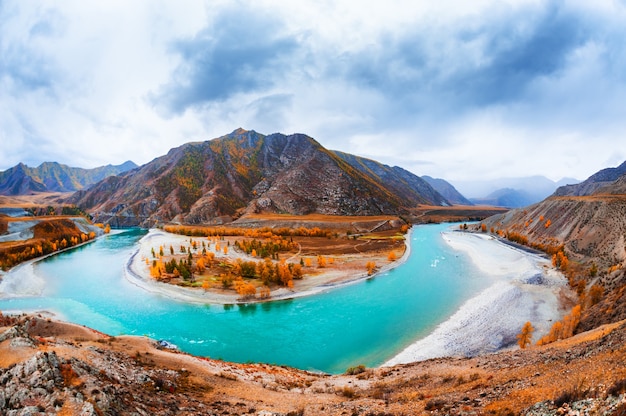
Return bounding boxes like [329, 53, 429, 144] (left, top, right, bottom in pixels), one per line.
[126, 214, 410, 304]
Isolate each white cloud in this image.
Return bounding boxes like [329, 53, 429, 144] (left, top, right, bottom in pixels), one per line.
[1, 0, 626, 185]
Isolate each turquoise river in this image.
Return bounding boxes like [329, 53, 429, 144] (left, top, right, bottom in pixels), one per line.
[0, 223, 492, 374]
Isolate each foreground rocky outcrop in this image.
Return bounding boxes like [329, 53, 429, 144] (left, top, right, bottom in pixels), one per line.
[1, 313, 625, 415]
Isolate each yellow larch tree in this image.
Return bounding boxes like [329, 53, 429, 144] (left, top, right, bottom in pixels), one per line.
[517, 321, 534, 349]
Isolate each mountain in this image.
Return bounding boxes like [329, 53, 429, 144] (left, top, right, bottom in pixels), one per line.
[333, 152, 449, 206]
[421, 175, 472, 205]
[479, 161, 626, 330]
[0, 161, 138, 195]
[554, 161, 626, 196]
[469, 188, 536, 208]
[68, 129, 449, 227]
[453, 175, 580, 207]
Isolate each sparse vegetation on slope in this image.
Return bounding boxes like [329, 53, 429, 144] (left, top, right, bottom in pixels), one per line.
[68, 129, 452, 227]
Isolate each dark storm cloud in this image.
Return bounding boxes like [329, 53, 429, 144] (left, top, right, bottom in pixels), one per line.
[154, 7, 299, 114]
[331, 2, 590, 114]
[459, 5, 588, 106]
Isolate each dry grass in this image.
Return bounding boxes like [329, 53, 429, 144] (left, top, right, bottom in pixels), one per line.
[2, 316, 626, 415]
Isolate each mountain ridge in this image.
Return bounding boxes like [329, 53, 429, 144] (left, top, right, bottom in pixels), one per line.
[68, 129, 450, 227]
[0, 160, 138, 195]
[554, 160, 626, 197]
[422, 175, 472, 205]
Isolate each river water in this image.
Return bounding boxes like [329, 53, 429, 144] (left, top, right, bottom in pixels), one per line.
[0, 224, 491, 374]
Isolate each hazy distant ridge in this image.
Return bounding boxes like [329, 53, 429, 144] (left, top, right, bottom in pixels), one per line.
[421, 175, 472, 205]
[0, 161, 137, 195]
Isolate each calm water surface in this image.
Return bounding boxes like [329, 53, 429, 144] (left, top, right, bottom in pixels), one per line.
[0, 224, 490, 373]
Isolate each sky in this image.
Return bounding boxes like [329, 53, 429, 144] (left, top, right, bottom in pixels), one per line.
[2, 0, 626, 184]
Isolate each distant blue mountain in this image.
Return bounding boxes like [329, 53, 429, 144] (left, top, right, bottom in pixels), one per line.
[0, 161, 138, 195]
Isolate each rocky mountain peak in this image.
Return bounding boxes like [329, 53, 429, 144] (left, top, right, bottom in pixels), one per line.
[68, 130, 450, 226]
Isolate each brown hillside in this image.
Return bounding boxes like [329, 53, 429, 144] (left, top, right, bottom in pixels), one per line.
[67, 129, 449, 227]
[479, 193, 626, 331]
[1, 313, 625, 415]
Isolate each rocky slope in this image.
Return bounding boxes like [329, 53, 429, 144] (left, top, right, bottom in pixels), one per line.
[332, 152, 449, 206]
[479, 161, 626, 330]
[421, 175, 472, 205]
[68, 129, 449, 227]
[1, 313, 625, 415]
[554, 160, 626, 196]
[0, 161, 137, 195]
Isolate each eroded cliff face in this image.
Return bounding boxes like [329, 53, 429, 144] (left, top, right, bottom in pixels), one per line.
[68, 129, 448, 227]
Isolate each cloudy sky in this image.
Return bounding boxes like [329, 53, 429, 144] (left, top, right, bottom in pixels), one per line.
[2, 0, 626, 185]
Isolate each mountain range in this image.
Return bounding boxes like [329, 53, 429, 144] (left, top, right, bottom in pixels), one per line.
[422, 175, 473, 205]
[453, 176, 580, 208]
[67, 129, 453, 227]
[0, 161, 137, 196]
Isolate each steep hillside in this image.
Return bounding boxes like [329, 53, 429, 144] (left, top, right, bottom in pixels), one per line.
[0, 161, 137, 195]
[332, 152, 449, 206]
[422, 175, 472, 205]
[69, 129, 449, 227]
[479, 162, 626, 330]
[554, 160, 626, 196]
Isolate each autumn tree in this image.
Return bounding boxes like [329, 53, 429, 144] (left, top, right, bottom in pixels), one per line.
[588, 284, 604, 306]
[234, 279, 256, 299]
[304, 258, 312, 267]
[195, 258, 206, 273]
[537, 321, 564, 345]
[516, 321, 534, 349]
[387, 251, 397, 262]
[256, 260, 272, 285]
[552, 251, 569, 272]
[221, 274, 233, 288]
[317, 255, 326, 268]
[537, 304, 581, 345]
[366, 261, 376, 276]
[259, 286, 271, 299]
[291, 263, 303, 279]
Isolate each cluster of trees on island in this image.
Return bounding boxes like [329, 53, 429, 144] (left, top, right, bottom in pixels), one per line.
[147, 235, 311, 299]
[146, 230, 402, 300]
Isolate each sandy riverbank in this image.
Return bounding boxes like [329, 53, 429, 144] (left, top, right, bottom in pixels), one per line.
[384, 230, 572, 366]
[125, 228, 411, 304]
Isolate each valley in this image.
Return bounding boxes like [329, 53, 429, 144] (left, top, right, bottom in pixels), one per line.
[1, 130, 626, 415]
